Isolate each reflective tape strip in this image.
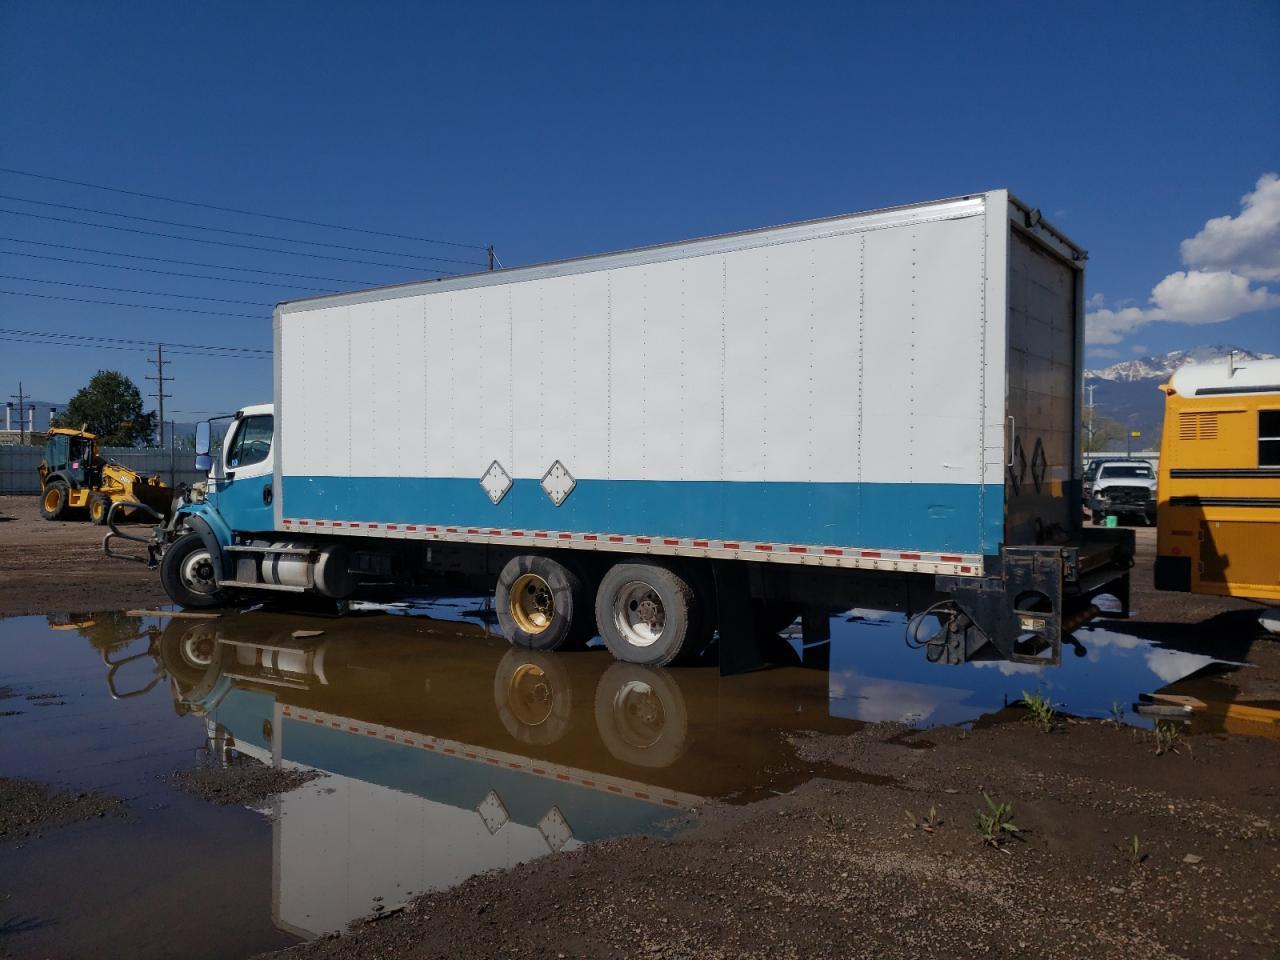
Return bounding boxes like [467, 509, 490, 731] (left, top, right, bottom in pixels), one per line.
[278, 519, 984, 576]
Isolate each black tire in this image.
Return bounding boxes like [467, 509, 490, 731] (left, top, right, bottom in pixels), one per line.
[88, 494, 110, 526]
[595, 562, 703, 666]
[159, 532, 227, 609]
[594, 661, 688, 768]
[495, 554, 592, 651]
[493, 648, 573, 746]
[40, 481, 69, 521]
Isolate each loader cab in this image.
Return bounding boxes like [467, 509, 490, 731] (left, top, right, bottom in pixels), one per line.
[195, 404, 275, 533]
[43, 429, 98, 489]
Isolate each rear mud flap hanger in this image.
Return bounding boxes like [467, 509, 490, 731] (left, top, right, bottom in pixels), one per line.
[933, 546, 1078, 667]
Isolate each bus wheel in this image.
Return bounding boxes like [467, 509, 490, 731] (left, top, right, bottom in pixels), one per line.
[595, 562, 703, 666]
[495, 554, 591, 651]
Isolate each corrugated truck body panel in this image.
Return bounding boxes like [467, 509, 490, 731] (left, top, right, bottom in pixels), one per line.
[273, 192, 1081, 576]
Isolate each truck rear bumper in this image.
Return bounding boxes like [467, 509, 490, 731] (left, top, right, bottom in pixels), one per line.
[933, 529, 1134, 665]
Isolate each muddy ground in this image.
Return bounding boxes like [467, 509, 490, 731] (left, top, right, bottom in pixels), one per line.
[0, 495, 168, 615]
[2, 493, 1279, 959]
[171, 764, 324, 807]
[0, 778, 123, 842]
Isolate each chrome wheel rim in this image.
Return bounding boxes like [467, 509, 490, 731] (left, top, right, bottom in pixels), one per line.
[613, 581, 665, 648]
[180, 548, 218, 596]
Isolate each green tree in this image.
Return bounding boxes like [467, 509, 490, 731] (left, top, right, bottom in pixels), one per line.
[1081, 412, 1126, 453]
[54, 370, 157, 447]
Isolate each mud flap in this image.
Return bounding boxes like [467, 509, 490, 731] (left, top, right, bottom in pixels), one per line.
[934, 547, 1067, 666]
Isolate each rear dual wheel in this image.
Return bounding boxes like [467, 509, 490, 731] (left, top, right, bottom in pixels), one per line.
[595, 562, 708, 667]
[495, 556, 710, 666]
[495, 555, 593, 651]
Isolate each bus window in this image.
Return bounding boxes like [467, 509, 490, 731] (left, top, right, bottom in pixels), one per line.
[1261, 410, 1280, 467]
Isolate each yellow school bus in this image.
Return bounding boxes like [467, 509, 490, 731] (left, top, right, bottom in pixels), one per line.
[1155, 357, 1280, 601]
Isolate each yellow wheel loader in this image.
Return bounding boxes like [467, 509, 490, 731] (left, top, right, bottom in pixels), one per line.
[38, 427, 175, 525]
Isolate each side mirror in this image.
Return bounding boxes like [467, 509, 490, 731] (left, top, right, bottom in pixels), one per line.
[195, 453, 213, 473]
[195, 421, 211, 456]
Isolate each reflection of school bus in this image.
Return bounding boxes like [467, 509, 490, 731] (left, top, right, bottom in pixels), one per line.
[1155, 357, 1280, 602]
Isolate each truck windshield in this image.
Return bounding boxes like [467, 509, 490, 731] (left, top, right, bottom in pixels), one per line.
[1100, 465, 1152, 479]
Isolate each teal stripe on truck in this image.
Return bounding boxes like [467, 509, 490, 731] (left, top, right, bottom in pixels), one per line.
[280, 477, 1005, 555]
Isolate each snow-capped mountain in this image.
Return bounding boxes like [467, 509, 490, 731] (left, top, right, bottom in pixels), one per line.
[1085, 345, 1277, 383]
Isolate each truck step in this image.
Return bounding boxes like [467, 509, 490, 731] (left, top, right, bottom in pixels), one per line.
[216, 579, 310, 593]
[224, 545, 317, 556]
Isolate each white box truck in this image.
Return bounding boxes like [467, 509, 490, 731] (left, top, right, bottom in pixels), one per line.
[108, 190, 1133, 668]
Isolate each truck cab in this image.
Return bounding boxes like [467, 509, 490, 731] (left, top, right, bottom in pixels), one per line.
[195, 403, 276, 535]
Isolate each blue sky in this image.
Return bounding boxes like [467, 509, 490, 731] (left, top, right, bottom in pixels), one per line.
[1, 0, 1277, 418]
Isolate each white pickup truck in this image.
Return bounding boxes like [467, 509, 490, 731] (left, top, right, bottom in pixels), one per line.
[1088, 461, 1157, 525]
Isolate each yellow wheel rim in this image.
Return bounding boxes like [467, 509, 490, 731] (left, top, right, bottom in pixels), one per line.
[508, 663, 553, 726]
[43, 489, 60, 513]
[91, 500, 104, 520]
[510, 573, 554, 634]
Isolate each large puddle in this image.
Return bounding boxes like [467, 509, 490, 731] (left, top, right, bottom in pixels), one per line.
[0, 602, 1254, 958]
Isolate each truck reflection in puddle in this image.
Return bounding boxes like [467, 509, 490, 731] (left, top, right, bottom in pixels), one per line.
[21, 602, 1257, 946]
[152, 612, 861, 937]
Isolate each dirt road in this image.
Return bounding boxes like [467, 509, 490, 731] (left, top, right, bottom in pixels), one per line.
[0, 495, 168, 615]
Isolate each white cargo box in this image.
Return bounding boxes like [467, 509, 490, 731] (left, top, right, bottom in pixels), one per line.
[274, 190, 1083, 578]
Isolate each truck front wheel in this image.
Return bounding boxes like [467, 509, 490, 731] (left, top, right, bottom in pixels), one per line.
[160, 533, 227, 609]
[495, 554, 592, 651]
[595, 562, 705, 666]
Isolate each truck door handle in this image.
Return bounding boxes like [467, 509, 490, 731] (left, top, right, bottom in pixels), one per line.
[263, 483, 273, 506]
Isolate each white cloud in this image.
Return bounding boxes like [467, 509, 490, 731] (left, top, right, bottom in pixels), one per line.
[1180, 173, 1280, 282]
[1086, 305, 1151, 344]
[1086, 292, 1106, 309]
[1129, 344, 1148, 354]
[1085, 173, 1280, 345]
[1089, 347, 1120, 359]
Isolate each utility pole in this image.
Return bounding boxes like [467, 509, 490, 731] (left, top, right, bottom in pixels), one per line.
[487, 245, 496, 271]
[1085, 383, 1096, 453]
[9, 382, 28, 445]
[146, 345, 173, 449]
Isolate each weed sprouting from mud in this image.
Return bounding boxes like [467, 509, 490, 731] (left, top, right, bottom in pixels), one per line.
[1109, 701, 1126, 726]
[905, 805, 943, 834]
[1021, 689, 1058, 732]
[976, 793, 1023, 851]
[1151, 721, 1191, 757]
[1122, 834, 1148, 866]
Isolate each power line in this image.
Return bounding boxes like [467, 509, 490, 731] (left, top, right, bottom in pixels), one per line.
[0, 326, 269, 355]
[0, 235, 379, 285]
[0, 208, 471, 274]
[0, 273, 273, 306]
[0, 192, 488, 267]
[0, 247, 330, 292]
[0, 166, 489, 251]
[0, 334, 270, 360]
[0, 288, 265, 319]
